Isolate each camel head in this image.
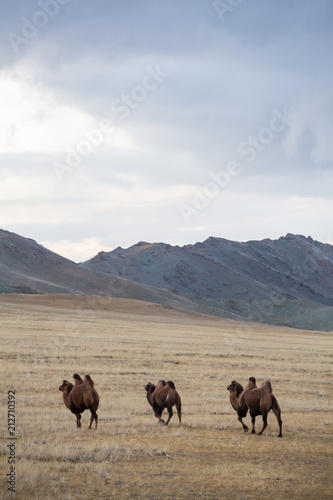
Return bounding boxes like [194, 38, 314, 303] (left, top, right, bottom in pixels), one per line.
[227, 380, 244, 396]
[58, 380, 73, 394]
[145, 382, 156, 394]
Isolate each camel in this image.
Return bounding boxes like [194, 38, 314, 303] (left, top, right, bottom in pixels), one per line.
[145, 380, 181, 425]
[227, 377, 282, 437]
[59, 374, 99, 429]
[240, 378, 282, 437]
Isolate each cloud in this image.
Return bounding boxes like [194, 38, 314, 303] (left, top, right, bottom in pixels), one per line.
[1, 1, 333, 260]
[41, 237, 104, 263]
[0, 63, 97, 154]
[283, 89, 333, 166]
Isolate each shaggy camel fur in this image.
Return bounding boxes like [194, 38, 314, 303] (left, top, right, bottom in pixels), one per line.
[145, 380, 167, 423]
[59, 374, 99, 429]
[58, 380, 83, 428]
[145, 380, 182, 425]
[228, 377, 282, 437]
[145, 380, 166, 409]
[226, 380, 249, 432]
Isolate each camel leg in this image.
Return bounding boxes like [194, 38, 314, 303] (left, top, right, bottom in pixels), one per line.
[272, 398, 282, 437]
[258, 413, 268, 435]
[153, 406, 165, 424]
[88, 411, 98, 429]
[164, 407, 173, 426]
[238, 415, 249, 432]
[176, 403, 182, 426]
[250, 412, 256, 434]
[76, 413, 82, 429]
[237, 407, 248, 432]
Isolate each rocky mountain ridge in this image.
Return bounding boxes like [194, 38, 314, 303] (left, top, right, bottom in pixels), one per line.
[83, 234, 333, 306]
[1, 229, 333, 331]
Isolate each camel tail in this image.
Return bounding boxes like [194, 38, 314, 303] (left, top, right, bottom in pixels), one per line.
[271, 394, 282, 437]
[93, 391, 100, 410]
[271, 394, 280, 413]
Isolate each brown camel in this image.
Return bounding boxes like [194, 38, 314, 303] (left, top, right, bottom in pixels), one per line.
[228, 377, 282, 437]
[240, 378, 282, 437]
[59, 374, 100, 429]
[145, 380, 181, 425]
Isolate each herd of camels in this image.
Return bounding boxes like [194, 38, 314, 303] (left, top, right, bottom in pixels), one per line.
[59, 374, 283, 437]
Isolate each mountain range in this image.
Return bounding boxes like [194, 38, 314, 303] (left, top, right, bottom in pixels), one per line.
[1, 228, 333, 331]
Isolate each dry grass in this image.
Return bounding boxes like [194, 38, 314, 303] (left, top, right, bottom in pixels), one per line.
[0, 294, 332, 499]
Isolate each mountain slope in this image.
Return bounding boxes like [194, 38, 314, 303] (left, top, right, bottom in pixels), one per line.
[83, 234, 333, 306]
[0, 229, 208, 314]
[1, 229, 333, 331]
[82, 234, 333, 331]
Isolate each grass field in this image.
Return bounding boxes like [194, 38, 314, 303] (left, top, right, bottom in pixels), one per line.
[0, 294, 332, 499]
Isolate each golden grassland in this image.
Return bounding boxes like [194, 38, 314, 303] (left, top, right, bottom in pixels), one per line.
[0, 294, 332, 500]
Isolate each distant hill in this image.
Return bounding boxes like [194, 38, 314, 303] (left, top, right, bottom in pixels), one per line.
[82, 234, 333, 331]
[1, 229, 333, 331]
[0, 229, 202, 313]
[83, 235, 333, 304]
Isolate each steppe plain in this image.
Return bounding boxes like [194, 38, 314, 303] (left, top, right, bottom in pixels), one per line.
[0, 294, 332, 499]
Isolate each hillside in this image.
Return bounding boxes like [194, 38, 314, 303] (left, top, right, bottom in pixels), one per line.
[82, 234, 333, 331]
[0, 229, 204, 314]
[1, 229, 333, 331]
[83, 235, 333, 305]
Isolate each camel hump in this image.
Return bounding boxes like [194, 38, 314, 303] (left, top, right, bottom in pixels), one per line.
[73, 374, 83, 385]
[84, 374, 94, 385]
[166, 381, 176, 389]
[155, 380, 166, 391]
[263, 380, 273, 392]
[249, 377, 256, 385]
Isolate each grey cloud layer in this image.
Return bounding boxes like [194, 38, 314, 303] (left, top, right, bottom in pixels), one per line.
[1, 0, 332, 260]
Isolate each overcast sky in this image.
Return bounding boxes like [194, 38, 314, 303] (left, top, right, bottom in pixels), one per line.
[1, 0, 332, 262]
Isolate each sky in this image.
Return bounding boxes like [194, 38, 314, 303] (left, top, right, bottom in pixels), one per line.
[1, 0, 332, 262]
